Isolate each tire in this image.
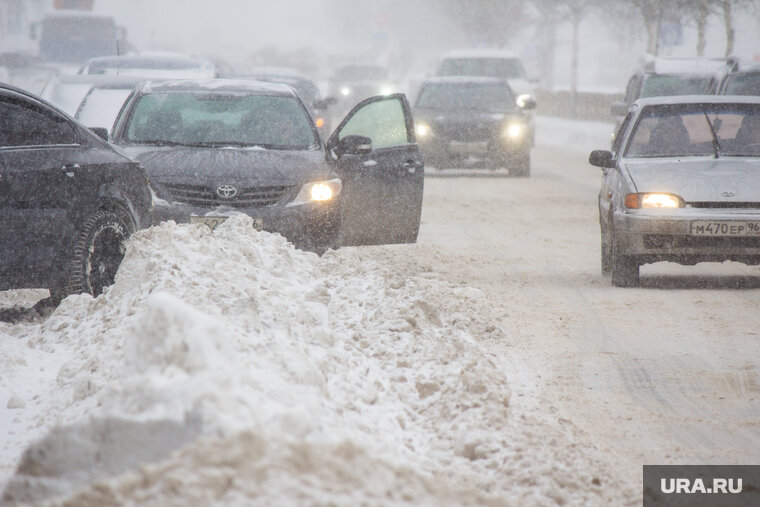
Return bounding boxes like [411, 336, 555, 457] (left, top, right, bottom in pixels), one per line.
[600, 225, 612, 276]
[611, 234, 640, 287]
[511, 152, 530, 177]
[64, 209, 134, 297]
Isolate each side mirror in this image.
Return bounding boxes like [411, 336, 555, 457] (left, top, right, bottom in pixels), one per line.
[610, 102, 628, 117]
[517, 95, 537, 110]
[589, 150, 615, 169]
[335, 135, 372, 156]
[90, 127, 109, 141]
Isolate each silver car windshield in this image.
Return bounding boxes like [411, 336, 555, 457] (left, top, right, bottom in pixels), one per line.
[625, 104, 760, 158]
[124, 92, 319, 150]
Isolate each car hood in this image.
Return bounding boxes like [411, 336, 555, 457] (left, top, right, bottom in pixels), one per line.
[123, 146, 330, 186]
[624, 158, 760, 202]
[506, 78, 535, 96]
[415, 108, 521, 126]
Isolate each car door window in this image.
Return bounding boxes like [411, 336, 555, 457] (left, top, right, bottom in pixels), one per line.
[338, 97, 409, 149]
[0, 97, 76, 147]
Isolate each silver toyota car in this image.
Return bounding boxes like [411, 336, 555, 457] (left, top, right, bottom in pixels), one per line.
[590, 96, 760, 287]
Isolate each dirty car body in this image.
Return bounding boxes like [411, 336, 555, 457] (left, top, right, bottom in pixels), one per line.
[0, 83, 153, 298]
[591, 95, 760, 287]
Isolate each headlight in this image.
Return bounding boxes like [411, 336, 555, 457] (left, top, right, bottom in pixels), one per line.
[379, 85, 394, 95]
[290, 178, 342, 205]
[415, 122, 432, 138]
[625, 193, 685, 209]
[340, 87, 351, 96]
[503, 122, 526, 140]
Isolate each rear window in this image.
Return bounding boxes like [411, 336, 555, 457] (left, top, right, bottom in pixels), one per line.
[438, 58, 526, 79]
[641, 74, 714, 98]
[722, 73, 760, 96]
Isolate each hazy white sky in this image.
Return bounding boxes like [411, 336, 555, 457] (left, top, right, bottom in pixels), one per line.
[88, 0, 760, 90]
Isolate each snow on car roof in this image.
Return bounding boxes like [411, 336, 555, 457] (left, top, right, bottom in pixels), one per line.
[139, 78, 297, 96]
[82, 54, 214, 70]
[642, 56, 727, 74]
[421, 76, 510, 85]
[442, 48, 520, 59]
[634, 94, 760, 107]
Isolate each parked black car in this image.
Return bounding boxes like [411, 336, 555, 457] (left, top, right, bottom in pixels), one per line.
[413, 76, 535, 175]
[108, 79, 424, 252]
[0, 83, 153, 301]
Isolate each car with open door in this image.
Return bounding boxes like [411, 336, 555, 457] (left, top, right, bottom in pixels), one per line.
[591, 95, 760, 287]
[0, 83, 153, 302]
[108, 79, 423, 253]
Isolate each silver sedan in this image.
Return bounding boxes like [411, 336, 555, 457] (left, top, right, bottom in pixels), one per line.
[590, 95, 760, 287]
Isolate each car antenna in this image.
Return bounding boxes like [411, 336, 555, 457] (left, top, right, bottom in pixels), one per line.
[703, 111, 721, 159]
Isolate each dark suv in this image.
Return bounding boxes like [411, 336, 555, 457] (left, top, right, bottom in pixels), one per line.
[0, 83, 153, 302]
[413, 76, 535, 175]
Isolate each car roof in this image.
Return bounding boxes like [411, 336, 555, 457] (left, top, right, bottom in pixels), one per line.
[633, 95, 760, 107]
[441, 48, 520, 59]
[421, 76, 512, 86]
[136, 78, 298, 96]
[639, 55, 727, 74]
[50, 74, 146, 87]
[81, 53, 214, 70]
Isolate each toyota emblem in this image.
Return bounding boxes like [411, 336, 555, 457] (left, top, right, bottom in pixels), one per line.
[217, 184, 237, 199]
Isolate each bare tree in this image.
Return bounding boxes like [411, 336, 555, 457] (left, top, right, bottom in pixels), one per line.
[442, 0, 527, 48]
[530, 0, 563, 90]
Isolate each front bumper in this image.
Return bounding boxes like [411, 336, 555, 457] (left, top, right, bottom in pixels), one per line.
[151, 199, 342, 252]
[419, 136, 530, 167]
[614, 208, 760, 264]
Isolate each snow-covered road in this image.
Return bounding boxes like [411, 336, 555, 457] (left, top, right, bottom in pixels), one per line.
[1, 116, 758, 505]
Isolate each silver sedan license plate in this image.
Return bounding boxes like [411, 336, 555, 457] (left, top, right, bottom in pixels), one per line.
[190, 216, 263, 231]
[690, 220, 760, 236]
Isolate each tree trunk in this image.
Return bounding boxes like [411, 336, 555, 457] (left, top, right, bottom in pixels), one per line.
[723, 0, 735, 56]
[696, 1, 709, 56]
[570, 11, 580, 118]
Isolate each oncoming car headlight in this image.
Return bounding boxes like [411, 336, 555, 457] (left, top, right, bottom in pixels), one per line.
[415, 122, 432, 138]
[503, 122, 526, 140]
[379, 85, 394, 96]
[290, 178, 342, 205]
[625, 193, 685, 209]
[340, 87, 351, 96]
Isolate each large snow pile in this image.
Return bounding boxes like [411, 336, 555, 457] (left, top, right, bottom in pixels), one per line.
[1, 216, 616, 505]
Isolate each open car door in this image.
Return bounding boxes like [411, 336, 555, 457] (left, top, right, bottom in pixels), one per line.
[327, 93, 424, 246]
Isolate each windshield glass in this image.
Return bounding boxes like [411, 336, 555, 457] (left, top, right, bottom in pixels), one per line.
[438, 58, 526, 79]
[416, 82, 515, 111]
[723, 73, 760, 95]
[641, 74, 713, 97]
[334, 65, 388, 82]
[76, 88, 133, 131]
[124, 92, 319, 149]
[624, 104, 760, 157]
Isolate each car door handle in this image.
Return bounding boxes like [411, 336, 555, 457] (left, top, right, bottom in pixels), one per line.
[61, 163, 80, 177]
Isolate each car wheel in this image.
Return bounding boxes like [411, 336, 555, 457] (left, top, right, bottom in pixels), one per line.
[601, 225, 612, 276]
[64, 209, 134, 297]
[511, 153, 530, 177]
[611, 234, 639, 287]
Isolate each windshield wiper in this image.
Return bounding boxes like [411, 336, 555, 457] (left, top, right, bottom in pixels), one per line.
[703, 111, 721, 159]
